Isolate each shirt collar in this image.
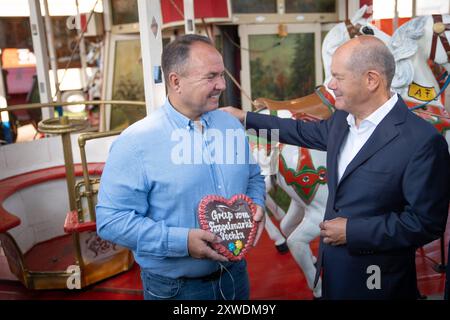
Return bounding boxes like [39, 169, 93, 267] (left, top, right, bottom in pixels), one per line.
[163, 98, 211, 130]
[346, 93, 398, 128]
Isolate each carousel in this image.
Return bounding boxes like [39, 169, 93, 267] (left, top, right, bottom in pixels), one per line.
[0, 0, 449, 300]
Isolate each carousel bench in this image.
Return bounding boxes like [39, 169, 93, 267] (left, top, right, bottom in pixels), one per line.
[0, 163, 108, 289]
[0, 126, 133, 290]
[0, 163, 104, 233]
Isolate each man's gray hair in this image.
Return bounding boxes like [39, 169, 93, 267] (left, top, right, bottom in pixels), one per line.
[348, 37, 396, 89]
[161, 34, 214, 84]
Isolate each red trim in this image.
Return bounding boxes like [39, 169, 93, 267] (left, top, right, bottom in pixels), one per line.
[194, 0, 229, 19]
[323, 89, 336, 105]
[161, 0, 229, 24]
[359, 0, 373, 18]
[405, 102, 450, 134]
[0, 163, 104, 233]
[64, 210, 97, 233]
[80, 13, 88, 32]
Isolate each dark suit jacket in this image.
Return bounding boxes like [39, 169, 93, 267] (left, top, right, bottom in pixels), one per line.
[246, 96, 450, 299]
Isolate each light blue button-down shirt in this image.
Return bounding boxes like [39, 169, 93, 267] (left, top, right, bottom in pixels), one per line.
[96, 99, 265, 278]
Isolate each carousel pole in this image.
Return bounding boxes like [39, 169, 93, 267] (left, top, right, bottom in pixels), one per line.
[345, 0, 349, 21]
[100, 0, 112, 132]
[137, 0, 166, 114]
[43, 0, 62, 107]
[184, 0, 196, 34]
[28, 0, 53, 120]
[75, 0, 88, 91]
[393, 0, 399, 33]
[345, 0, 360, 21]
[60, 118, 77, 212]
[37, 116, 89, 279]
[37, 117, 88, 212]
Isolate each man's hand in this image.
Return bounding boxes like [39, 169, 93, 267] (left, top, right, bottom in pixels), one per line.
[252, 205, 266, 247]
[188, 229, 228, 262]
[319, 217, 347, 246]
[220, 107, 247, 123]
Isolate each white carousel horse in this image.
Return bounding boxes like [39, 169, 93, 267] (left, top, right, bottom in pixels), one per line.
[256, 9, 450, 299]
[388, 14, 450, 145]
[322, 5, 391, 86]
[251, 87, 332, 298]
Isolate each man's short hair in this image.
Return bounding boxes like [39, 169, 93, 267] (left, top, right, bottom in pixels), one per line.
[348, 37, 396, 89]
[161, 34, 214, 84]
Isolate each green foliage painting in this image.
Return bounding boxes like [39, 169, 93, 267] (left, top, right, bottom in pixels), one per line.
[249, 33, 315, 106]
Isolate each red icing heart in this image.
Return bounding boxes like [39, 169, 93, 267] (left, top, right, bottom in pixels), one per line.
[198, 194, 257, 261]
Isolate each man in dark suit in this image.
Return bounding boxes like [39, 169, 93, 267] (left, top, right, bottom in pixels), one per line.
[222, 35, 450, 299]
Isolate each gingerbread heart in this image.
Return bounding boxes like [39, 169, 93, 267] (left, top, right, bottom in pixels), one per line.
[198, 194, 257, 261]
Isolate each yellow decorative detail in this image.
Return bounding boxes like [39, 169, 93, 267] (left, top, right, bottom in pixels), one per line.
[408, 83, 437, 102]
[433, 22, 446, 34]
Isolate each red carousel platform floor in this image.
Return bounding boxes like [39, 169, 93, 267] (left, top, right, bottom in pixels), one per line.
[0, 217, 448, 300]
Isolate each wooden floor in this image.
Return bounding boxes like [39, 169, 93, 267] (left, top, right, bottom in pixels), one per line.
[0, 218, 448, 300]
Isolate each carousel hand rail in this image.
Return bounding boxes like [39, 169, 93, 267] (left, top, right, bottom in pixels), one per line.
[3, 100, 146, 112]
[4, 100, 146, 133]
[78, 130, 122, 222]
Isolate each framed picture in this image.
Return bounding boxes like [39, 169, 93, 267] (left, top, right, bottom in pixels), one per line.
[111, 0, 139, 25]
[239, 23, 323, 111]
[104, 34, 145, 131]
[109, 0, 141, 34]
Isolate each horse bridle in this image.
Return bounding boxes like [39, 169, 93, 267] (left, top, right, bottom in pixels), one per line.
[418, 14, 450, 119]
[345, 20, 375, 39]
[430, 14, 450, 62]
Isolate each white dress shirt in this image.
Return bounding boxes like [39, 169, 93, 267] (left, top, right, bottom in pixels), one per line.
[337, 94, 398, 182]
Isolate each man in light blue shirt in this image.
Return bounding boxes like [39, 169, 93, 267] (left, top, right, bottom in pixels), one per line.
[96, 35, 266, 300]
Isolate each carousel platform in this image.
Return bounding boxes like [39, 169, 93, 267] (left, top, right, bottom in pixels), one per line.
[0, 213, 448, 300]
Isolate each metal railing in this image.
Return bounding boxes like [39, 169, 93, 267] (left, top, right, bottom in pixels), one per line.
[3, 100, 146, 133]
